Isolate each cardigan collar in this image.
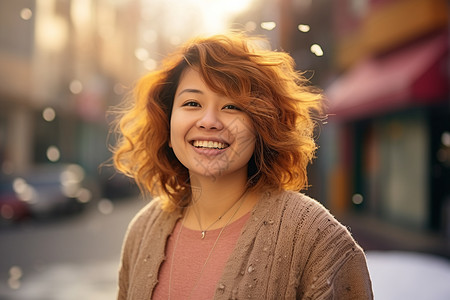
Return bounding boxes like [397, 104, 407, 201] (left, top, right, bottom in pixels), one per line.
[133, 190, 280, 299]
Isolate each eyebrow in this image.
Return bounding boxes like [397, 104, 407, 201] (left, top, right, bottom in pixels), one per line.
[176, 88, 203, 97]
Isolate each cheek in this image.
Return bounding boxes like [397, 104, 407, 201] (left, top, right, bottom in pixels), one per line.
[236, 124, 256, 158]
[245, 121, 257, 158]
[243, 134, 257, 159]
[169, 114, 183, 150]
[169, 113, 191, 153]
[242, 119, 256, 144]
[169, 126, 185, 165]
[169, 119, 174, 147]
[169, 125, 181, 151]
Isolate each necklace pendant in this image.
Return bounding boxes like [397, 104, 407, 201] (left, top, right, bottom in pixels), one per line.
[201, 231, 206, 239]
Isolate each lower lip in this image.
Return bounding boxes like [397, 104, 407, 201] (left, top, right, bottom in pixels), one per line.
[191, 145, 228, 156]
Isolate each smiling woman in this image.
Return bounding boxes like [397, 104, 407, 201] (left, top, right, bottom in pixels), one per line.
[114, 34, 321, 210]
[112, 32, 373, 299]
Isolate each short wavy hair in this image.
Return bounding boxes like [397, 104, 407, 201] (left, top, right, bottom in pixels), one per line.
[112, 32, 323, 211]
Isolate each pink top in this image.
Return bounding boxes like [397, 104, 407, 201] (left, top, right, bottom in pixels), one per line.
[153, 212, 250, 299]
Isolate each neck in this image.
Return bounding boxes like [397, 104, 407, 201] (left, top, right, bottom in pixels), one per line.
[184, 172, 257, 230]
[191, 173, 247, 216]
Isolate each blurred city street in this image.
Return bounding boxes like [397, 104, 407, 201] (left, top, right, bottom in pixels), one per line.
[0, 0, 449, 299]
[1, 196, 449, 300]
[0, 197, 146, 300]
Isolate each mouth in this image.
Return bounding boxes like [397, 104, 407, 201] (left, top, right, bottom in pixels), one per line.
[191, 140, 230, 150]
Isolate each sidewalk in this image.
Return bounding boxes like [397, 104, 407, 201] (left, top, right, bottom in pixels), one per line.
[0, 260, 118, 300]
[366, 251, 450, 300]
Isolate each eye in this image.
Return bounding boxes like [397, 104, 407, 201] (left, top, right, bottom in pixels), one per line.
[182, 100, 201, 107]
[223, 104, 242, 111]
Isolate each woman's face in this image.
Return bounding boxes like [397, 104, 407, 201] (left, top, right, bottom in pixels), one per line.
[170, 67, 256, 181]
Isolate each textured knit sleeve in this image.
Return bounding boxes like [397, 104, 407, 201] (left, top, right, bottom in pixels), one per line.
[332, 248, 373, 299]
[117, 200, 160, 300]
[117, 225, 132, 300]
[295, 197, 373, 299]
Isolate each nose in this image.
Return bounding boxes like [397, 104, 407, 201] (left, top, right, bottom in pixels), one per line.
[196, 108, 224, 130]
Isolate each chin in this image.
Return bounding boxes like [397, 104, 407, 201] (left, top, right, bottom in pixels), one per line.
[190, 164, 247, 181]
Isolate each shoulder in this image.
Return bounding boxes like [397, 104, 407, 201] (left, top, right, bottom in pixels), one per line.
[122, 198, 169, 249]
[278, 190, 329, 212]
[222, 191, 372, 298]
[127, 198, 164, 231]
[273, 191, 371, 296]
[265, 190, 358, 250]
[120, 198, 181, 262]
[268, 190, 339, 226]
[118, 198, 176, 298]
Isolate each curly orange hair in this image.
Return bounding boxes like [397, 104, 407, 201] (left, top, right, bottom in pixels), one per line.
[112, 32, 323, 211]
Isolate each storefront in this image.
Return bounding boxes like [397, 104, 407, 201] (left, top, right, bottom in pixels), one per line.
[323, 31, 449, 233]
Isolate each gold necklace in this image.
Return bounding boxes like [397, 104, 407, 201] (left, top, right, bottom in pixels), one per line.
[192, 189, 247, 239]
[167, 191, 247, 300]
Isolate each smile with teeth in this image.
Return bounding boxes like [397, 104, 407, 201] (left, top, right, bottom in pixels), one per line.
[192, 140, 229, 149]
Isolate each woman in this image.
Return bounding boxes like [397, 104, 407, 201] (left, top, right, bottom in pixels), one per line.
[113, 33, 373, 299]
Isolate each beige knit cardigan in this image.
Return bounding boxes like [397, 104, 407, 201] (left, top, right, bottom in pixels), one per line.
[118, 190, 373, 299]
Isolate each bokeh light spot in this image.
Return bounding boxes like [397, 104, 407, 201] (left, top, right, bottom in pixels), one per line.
[77, 188, 92, 203]
[98, 198, 114, 215]
[42, 107, 56, 122]
[260, 21, 276, 31]
[8, 266, 23, 290]
[134, 47, 149, 61]
[310, 43, 324, 56]
[69, 80, 83, 94]
[1, 205, 14, 219]
[244, 21, 257, 32]
[46, 146, 61, 162]
[20, 8, 32, 20]
[144, 59, 157, 71]
[298, 24, 310, 32]
[113, 83, 126, 95]
[352, 194, 364, 205]
[441, 131, 450, 147]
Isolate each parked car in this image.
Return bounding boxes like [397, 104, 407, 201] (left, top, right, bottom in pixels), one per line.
[5, 163, 94, 219]
[99, 166, 139, 200]
[0, 177, 31, 224]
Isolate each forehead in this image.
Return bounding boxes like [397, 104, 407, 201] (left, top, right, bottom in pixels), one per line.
[173, 65, 244, 103]
[176, 67, 205, 92]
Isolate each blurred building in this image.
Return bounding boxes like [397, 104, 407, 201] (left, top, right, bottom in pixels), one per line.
[0, 0, 143, 179]
[233, 0, 333, 86]
[320, 0, 449, 241]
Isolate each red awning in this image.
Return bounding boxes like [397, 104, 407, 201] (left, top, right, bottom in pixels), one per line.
[326, 32, 448, 121]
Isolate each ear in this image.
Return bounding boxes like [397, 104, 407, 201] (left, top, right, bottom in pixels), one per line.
[168, 140, 172, 148]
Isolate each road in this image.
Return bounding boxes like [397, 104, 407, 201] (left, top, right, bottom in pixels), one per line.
[0, 197, 146, 300]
